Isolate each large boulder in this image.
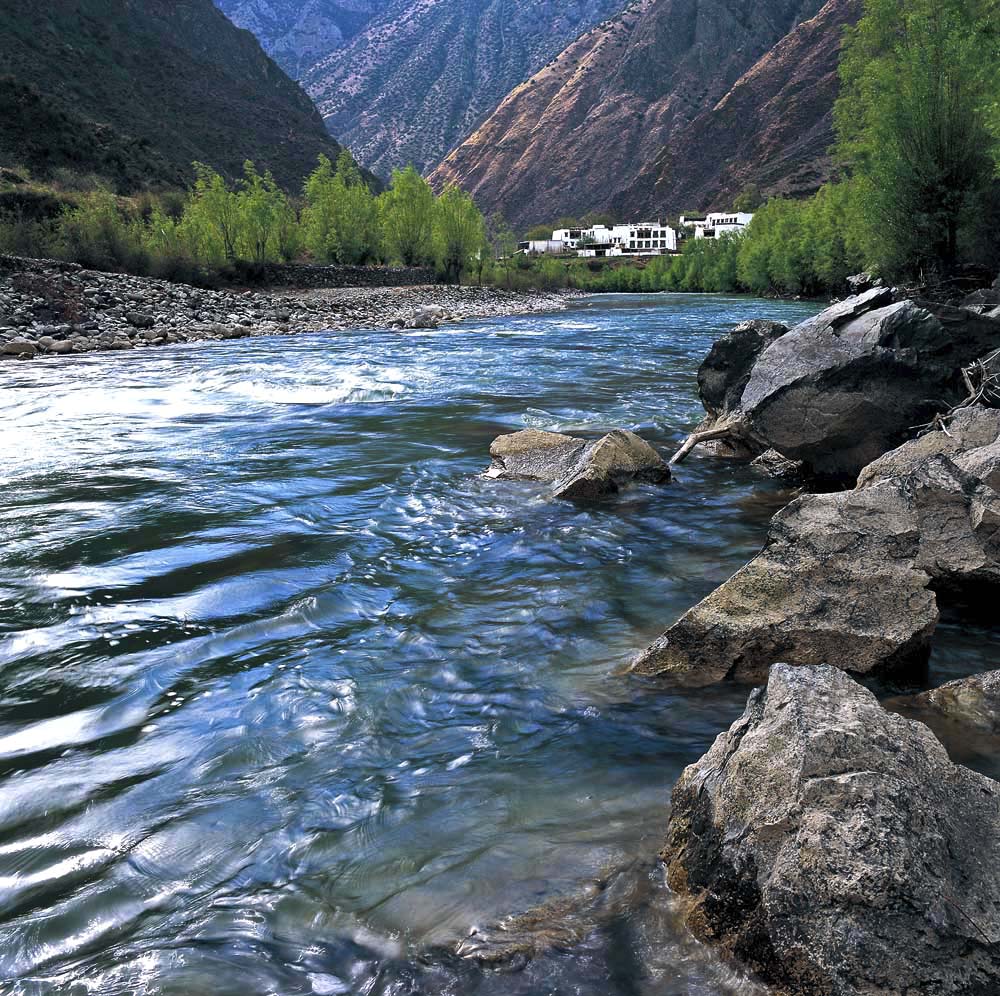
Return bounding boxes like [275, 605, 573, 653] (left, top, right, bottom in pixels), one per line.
[736, 292, 1000, 481]
[665, 664, 1000, 996]
[631, 454, 1000, 685]
[485, 428, 670, 501]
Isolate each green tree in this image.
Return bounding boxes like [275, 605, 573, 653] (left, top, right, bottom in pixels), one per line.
[237, 161, 288, 264]
[836, 0, 1000, 274]
[185, 163, 241, 262]
[378, 166, 436, 266]
[433, 185, 486, 283]
[301, 154, 339, 261]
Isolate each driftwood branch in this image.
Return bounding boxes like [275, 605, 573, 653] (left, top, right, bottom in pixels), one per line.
[670, 420, 740, 465]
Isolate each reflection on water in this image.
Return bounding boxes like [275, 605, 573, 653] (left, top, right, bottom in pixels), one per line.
[1, 293, 831, 995]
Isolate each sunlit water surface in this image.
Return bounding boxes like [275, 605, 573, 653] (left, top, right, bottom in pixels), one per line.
[6, 292, 979, 995]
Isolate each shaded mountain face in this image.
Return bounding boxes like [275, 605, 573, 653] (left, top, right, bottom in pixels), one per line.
[215, 0, 390, 78]
[0, 0, 357, 191]
[430, 0, 860, 227]
[305, 0, 628, 177]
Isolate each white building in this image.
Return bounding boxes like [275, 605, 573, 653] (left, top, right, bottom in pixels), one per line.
[522, 222, 678, 257]
[680, 212, 754, 240]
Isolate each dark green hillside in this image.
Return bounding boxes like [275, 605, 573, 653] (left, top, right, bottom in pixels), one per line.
[0, 0, 360, 192]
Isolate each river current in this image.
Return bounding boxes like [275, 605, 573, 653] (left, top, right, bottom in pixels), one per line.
[1, 291, 945, 995]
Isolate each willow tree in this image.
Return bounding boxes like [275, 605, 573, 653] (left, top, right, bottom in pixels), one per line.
[835, 0, 1000, 275]
[433, 185, 485, 283]
[378, 166, 436, 267]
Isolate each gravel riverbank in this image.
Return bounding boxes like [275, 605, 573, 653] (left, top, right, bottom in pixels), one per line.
[0, 256, 574, 359]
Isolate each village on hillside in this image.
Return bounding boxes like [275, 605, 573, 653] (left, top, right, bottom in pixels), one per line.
[518, 212, 755, 259]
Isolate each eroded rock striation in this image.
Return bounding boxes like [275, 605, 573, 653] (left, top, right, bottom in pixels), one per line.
[665, 664, 1000, 996]
[431, 0, 860, 226]
[485, 429, 670, 501]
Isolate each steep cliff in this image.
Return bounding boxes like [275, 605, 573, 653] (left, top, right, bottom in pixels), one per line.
[0, 0, 356, 191]
[215, 0, 389, 78]
[430, 0, 859, 226]
[305, 0, 627, 176]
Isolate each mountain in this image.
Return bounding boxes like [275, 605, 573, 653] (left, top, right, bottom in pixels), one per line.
[214, 1, 390, 78]
[304, 0, 628, 177]
[0, 0, 358, 192]
[430, 0, 860, 227]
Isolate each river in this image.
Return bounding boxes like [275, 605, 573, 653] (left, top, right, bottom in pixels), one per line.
[1, 292, 959, 995]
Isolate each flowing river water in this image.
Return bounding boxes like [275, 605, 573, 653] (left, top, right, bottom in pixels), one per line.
[3, 293, 996, 996]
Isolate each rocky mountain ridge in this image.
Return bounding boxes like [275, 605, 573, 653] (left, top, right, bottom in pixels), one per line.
[431, 0, 860, 226]
[214, 0, 390, 77]
[305, 0, 628, 176]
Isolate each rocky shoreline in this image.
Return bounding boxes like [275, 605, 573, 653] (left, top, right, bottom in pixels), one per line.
[470, 279, 1000, 993]
[0, 255, 573, 359]
[643, 282, 1000, 993]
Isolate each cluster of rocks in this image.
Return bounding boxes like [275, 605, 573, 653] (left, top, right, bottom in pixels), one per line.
[636, 288, 1000, 687]
[645, 282, 1000, 993]
[0, 255, 570, 360]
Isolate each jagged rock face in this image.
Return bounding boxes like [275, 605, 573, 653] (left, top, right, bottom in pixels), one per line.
[305, 0, 626, 177]
[738, 293, 1000, 482]
[485, 428, 670, 500]
[698, 319, 788, 418]
[638, 0, 862, 216]
[665, 664, 1000, 996]
[215, 0, 389, 77]
[0, 0, 357, 191]
[430, 0, 857, 226]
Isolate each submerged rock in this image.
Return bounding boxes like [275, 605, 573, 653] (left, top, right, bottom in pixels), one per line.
[749, 447, 803, 482]
[665, 664, 1000, 996]
[737, 293, 1000, 481]
[895, 670, 1000, 735]
[485, 428, 670, 501]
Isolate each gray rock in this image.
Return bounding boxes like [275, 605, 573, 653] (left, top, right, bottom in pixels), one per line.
[697, 319, 788, 418]
[126, 311, 155, 329]
[485, 429, 588, 483]
[894, 670, 1000, 735]
[737, 295, 1000, 481]
[485, 428, 670, 501]
[750, 448, 804, 482]
[2, 339, 37, 357]
[552, 430, 671, 501]
[631, 454, 1000, 685]
[664, 664, 1000, 996]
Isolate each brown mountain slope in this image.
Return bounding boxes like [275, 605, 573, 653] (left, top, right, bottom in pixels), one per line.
[430, 0, 858, 226]
[635, 0, 862, 214]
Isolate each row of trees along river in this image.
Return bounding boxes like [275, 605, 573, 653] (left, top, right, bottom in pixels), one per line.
[0, 0, 997, 297]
